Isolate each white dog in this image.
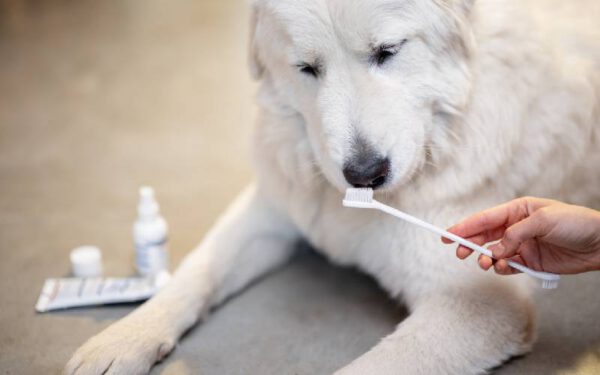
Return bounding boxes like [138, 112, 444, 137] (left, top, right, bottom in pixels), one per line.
[65, 0, 600, 374]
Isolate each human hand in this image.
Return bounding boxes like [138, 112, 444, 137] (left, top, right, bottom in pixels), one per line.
[442, 197, 600, 275]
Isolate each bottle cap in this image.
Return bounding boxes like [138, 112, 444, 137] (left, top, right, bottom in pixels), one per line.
[138, 186, 159, 217]
[70, 246, 103, 277]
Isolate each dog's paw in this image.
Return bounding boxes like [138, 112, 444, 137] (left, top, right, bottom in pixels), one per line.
[64, 318, 175, 375]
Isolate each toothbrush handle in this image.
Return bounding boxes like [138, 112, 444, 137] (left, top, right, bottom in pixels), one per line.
[373, 201, 558, 281]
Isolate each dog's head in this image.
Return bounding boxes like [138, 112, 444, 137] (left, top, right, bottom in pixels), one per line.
[250, 0, 475, 192]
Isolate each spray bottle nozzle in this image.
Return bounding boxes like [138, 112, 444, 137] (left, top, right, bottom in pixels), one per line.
[140, 186, 154, 199]
[138, 186, 159, 217]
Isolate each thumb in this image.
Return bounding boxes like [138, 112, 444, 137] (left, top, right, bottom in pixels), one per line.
[491, 211, 550, 258]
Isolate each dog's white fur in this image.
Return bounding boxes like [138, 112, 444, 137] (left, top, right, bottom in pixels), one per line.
[65, 0, 600, 374]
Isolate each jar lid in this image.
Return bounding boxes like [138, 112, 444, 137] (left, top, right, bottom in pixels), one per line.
[70, 246, 103, 278]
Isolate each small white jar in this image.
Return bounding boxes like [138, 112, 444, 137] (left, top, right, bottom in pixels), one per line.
[70, 246, 103, 278]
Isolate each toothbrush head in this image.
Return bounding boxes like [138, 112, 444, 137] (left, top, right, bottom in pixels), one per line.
[343, 188, 375, 208]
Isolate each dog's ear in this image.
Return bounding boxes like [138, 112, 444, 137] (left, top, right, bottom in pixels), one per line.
[248, 4, 265, 80]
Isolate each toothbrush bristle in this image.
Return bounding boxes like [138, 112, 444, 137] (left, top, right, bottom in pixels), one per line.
[344, 188, 374, 203]
[542, 279, 558, 289]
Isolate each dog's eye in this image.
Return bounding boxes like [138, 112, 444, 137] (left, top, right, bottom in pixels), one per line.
[372, 40, 407, 66]
[374, 48, 396, 65]
[297, 63, 319, 78]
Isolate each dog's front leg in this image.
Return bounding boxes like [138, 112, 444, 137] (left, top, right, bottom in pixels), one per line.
[64, 184, 299, 375]
[334, 282, 535, 375]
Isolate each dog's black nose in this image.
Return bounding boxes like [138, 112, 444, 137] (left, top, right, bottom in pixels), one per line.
[343, 156, 390, 189]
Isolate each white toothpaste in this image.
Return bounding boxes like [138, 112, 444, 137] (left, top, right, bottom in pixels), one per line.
[35, 271, 171, 313]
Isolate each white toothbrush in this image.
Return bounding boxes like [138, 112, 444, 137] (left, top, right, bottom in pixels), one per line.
[342, 188, 560, 289]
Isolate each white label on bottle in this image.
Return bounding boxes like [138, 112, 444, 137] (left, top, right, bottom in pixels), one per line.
[136, 239, 168, 276]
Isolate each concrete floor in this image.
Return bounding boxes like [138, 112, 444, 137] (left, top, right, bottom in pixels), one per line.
[0, 1, 599, 374]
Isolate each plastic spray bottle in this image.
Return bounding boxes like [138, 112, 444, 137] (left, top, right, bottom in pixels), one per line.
[134, 186, 169, 276]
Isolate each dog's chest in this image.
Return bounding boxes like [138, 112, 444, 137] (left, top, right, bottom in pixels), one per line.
[271, 179, 477, 294]
[280, 186, 426, 280]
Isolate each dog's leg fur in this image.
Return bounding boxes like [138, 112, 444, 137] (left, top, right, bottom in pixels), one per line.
[64, 185, 299, 375]
[334, 281, 535, 375]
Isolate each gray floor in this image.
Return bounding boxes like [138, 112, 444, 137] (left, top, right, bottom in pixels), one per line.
[1, 1, 599, 374]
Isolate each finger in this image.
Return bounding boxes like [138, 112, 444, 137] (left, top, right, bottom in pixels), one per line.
[493, 259, 520, 275]
[498, 255, 526, 274]
[446, 201, 520, 240]
[456, 245, 473, 259]
[514, 240, 543, 271]
[494, 212, 552, 259]
[488, 242, 505, 258]
[441, 236, 454, 244]
[446, 197, 557, 243]
[478, 254, 494, 270]
[506, 255, 525, 273]
[454, 231, 498, 259]
[444, 225, 506, 247]
[454, 231, 497, 259]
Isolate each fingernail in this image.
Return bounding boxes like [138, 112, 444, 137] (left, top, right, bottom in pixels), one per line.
[491, 243, 505, 258]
